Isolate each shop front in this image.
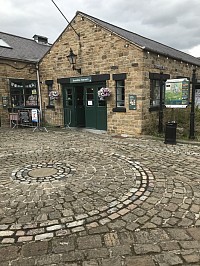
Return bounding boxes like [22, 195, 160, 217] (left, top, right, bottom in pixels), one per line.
[8, 79, 39, 128]
[10, 79, 38, 109]
[58, 75, 109, 130]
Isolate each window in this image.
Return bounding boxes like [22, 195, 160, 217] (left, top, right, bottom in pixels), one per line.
[150, 79, 160, 107]
[149, 73, 170, 110]
[112, 73, 127, 112]
[116, 80, 125, 107]
[45, 80, 55, 108]
[47, 84, 55, 107]
[0, 39, 11, 48]
[97, 86, 106, 107]
[86, 87, 94, 106]
[65, 88, 73, 106]
[10, 80, 38, 107]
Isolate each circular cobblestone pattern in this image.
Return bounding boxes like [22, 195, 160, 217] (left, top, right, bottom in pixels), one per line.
[1, 147, 155, 243]
[11, 162, 74, 183]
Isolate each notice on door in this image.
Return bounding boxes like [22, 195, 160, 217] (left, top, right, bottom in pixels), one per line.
[87, 100, 93, 106]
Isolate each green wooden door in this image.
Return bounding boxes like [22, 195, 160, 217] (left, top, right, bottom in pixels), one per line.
[85, 86, 96, 128]
[85, 84, 107, 130]
[75, 86, 85, 127]
[63, 86, 76, 127]
[63, 85, 86, 127]
[97, 86, 107, 130]
[63, 83, 107, 130]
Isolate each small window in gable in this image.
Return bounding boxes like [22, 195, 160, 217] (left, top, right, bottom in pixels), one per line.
[0, 39, 12, 48]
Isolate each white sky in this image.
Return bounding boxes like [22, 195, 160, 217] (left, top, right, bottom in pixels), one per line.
[1, 0, 200, 57]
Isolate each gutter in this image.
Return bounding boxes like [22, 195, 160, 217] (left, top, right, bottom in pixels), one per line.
[0, 56, 38, 64]
[36, 63, 42, 119]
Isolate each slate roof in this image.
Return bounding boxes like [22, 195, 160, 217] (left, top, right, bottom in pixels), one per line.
[0, 32, 50, 63]
[78, 11, 200, 67]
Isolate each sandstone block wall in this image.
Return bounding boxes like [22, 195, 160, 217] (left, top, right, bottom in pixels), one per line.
[39, 13, 200, 135]
[39, 14, 145, 135]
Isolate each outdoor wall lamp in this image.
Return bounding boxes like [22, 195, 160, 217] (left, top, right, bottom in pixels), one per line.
[67, 48, 81, 74]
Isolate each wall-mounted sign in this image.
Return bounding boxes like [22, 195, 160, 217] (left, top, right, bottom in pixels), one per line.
[165, 78, 190, 108]
[129, 94, 137, 110]
[70, 76, 92, 83]
[154, 64, 167, 70]
[2, 96, 9, 107]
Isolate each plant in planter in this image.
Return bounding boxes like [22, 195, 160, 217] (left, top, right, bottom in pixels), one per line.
[98, 87, 111, 100]
[49, 91, 60, 100]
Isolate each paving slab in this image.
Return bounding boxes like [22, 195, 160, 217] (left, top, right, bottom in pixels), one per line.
[0, 127, 200, 265]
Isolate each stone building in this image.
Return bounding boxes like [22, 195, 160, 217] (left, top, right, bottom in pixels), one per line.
[39, 11, 200, 135]
[1, 11, 200, 135]
[0, 32, 50, 125]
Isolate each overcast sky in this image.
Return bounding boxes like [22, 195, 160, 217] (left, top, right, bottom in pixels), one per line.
[1, 0, 200, 57]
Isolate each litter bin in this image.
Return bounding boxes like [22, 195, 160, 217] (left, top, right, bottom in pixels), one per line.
[164, 122, 177, 144]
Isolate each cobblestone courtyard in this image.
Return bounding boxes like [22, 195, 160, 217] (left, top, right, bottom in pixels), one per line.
[0, 128, 200, 265]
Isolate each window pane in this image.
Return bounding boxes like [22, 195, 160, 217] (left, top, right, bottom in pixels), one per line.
[25, 81, 37, 106]
[86, 87, 94, 106]
[10, 81, 23, 107]
[48, 84, 54, 106]
[116, 80, 125, 107]
[150, 80, 160, 106]
[98, 87, 106, 107]
[10, 80, 38, 107]
[66, 88, 73, 106]
[76, 94, 83, 106]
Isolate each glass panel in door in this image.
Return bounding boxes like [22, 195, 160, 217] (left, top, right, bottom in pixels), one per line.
[85, 86, 96, 128]
[97, 86, 107, 130]
[63, 86, 75, 127]
[75, 86, 85, 127]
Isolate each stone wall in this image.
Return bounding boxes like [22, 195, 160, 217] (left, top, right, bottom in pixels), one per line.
[39, 14, 145, 135]
[39, 13, 200, 135]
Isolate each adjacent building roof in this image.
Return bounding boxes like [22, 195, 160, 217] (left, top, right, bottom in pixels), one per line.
[0, 32, 50, 63]
[78, 11, 200, 67]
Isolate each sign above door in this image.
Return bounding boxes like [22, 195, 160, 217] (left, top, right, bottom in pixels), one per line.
[70, 76, 92, 83]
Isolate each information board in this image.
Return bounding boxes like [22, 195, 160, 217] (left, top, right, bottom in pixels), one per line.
[129, 95, 137, 110]
[165, 78, 190, 108]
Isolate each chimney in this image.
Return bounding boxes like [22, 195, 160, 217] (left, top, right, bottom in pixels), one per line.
[33, 34, 48, 44]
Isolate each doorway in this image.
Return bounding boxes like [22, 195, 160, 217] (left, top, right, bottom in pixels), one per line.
[63, 83, 107, 130]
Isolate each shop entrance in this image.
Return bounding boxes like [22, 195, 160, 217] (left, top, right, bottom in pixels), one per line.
[63, 83, 107, 130]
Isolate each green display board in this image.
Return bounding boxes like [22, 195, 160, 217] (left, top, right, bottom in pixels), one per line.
[129, 95, 137, 110]
[165, 78, 190, 108]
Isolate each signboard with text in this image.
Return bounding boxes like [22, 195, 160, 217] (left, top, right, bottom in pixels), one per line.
[165, 78, 190, 108]
[70, 76, 92, 83]
[31, 109, 38, 122]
